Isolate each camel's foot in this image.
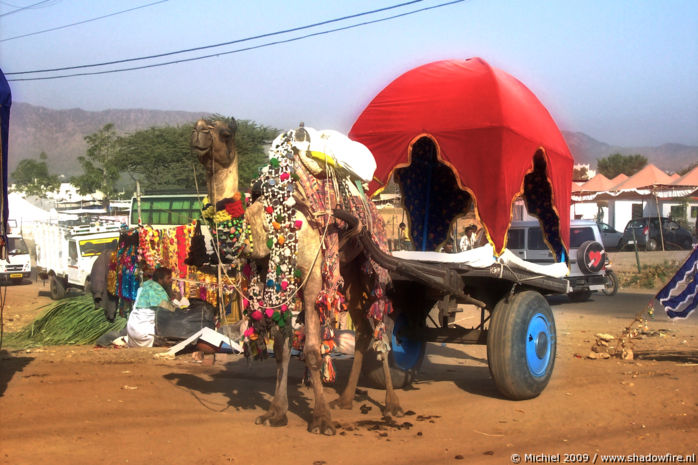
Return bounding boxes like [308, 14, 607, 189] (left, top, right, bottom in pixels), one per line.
[255, 411, 288, 427]
[308, 415, 336, 435]
[329, 396, 353, 410]
[382, 402, 405, 419]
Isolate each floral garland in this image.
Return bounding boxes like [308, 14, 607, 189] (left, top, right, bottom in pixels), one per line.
[201, 192, 252, 264]
[138, 226, 161, 271]
[242, 131, 303, 359]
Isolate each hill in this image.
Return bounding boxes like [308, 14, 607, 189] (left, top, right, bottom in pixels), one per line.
[6, 102, 697, 178]
[560, 131, 697, 173]
[8, 102, 212, 177]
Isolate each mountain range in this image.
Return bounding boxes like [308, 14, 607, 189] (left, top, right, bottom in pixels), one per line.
[7, 102, 698, 178]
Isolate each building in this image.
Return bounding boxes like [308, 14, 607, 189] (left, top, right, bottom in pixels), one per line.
[571, 164, 698, 234]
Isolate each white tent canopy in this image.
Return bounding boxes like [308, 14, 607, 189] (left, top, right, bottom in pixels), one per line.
[7, 192, 53, 225]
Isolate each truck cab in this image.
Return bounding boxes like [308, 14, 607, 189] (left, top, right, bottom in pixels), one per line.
[1, 234, 32, 284]
[34, 222, 121, 299]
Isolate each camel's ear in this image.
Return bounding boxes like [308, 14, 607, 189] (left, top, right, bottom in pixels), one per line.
[228, 117, 237, 137]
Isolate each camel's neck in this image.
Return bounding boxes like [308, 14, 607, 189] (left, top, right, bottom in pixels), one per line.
[208, 161, 239, 204]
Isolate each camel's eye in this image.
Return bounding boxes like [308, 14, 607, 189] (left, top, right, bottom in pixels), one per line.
[219, 129, 232, 139]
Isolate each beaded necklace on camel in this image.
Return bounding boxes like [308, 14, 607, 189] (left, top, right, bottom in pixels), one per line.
[241, 131, 304, 359]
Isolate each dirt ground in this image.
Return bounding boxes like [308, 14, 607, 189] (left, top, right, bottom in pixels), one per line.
[1, 279, 696, 465]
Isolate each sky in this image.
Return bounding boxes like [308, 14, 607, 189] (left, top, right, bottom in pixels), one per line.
[1, 0, 697, 147]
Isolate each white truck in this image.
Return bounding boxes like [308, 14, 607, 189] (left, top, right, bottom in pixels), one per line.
[34, 222, 121, 299]
[1, 233, 32, 284]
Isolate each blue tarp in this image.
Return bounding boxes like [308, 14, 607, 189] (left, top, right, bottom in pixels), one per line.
[0, 68, 11, 258]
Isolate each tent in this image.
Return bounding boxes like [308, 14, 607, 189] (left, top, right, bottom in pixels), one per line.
[350, 58, 573, 257]
[577, 173, 615, 193]
[613, 164, 673, 190]
[673, 166, 698, 187]
[7, 193, 53, 225]
[1, 68, 10, 258]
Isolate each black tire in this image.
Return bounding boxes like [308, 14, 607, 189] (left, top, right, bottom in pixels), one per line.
[49, 275, 66, 300]
[362, 311, 426, 389]
[602, 270, 619, 296]
[617, 240, 626, 251]
[576, 241, 605, 274]
[11, 278, 23, 285]
[646, 238, 658, 251]
[487, 291, 556, 400]
[568, 289, 592, 302]
[682, 239, 693, 250]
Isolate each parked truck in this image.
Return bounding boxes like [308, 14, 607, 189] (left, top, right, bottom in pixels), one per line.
[0, 233, 32, 284]
[34, 222, 121, 299]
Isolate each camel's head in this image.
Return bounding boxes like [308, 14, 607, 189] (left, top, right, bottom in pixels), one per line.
[191, 118, 238, 172]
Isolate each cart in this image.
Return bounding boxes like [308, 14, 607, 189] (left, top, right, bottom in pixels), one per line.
[347, 58, 576, 400]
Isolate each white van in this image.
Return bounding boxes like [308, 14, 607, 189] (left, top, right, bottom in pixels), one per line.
[507, 220, 607, 301]
[1, 234, 32, 284]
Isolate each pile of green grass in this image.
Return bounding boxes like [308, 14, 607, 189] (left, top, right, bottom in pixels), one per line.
[3, 295, 127, 349]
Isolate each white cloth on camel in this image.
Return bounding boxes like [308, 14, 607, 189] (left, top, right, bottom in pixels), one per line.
[274, 127, 377, 182]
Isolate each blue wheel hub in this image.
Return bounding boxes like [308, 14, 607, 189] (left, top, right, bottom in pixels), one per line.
[525, 313, 552, 377]
[392, 313, 424, 371]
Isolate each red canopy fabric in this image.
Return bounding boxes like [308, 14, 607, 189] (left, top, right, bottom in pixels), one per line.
[349, 58, 573, 255]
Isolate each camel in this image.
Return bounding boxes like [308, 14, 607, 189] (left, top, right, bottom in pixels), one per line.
[191, 118, 239, 203]
[191, 118, 403, 435]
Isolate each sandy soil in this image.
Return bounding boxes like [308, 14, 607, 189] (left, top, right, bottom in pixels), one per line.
[1, 279, 696, 465]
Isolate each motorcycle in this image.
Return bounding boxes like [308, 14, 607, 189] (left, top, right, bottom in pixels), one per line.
[602, 255, 619, 296]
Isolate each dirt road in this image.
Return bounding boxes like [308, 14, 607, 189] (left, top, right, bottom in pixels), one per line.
[1, 280, 696, 465]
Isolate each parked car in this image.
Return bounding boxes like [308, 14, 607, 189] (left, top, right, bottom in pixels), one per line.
[597, 222, 623, 250]
[619, 217, 693, 251]
[507, 220, 607, 301]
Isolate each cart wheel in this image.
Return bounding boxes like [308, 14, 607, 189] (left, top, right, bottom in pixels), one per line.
[487, 291, 556, 400]
[49, 276, 66, 300]
[362, 311, 426, 389]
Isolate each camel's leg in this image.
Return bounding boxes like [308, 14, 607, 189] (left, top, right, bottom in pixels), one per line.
[330, 315, 371, 410]
[380, 346, 404, 418]
[255, 328, 291, 427]
[330, 266, 371, 410]
[302, 268, 335, 435]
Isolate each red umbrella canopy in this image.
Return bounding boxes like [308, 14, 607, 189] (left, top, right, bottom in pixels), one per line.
[349, 58, 573, 257]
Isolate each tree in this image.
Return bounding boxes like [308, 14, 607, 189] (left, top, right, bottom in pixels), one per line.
[235, 119, 279, 188]
[71, 124, 123, 202]
[573, 166, 589, 182]
[11, 151, 60, 197]
[596, 153, 647, 179]
[118, 125, 203, 192]
[117, 118, 278, 194]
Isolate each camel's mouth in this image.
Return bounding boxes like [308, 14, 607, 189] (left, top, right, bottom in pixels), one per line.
[191, 144, 211, 160]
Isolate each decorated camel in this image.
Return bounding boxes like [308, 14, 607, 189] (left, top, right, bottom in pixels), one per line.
[191, 117, 403, 435]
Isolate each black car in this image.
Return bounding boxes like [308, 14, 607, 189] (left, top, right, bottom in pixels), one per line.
[619, 217, 694, 251]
